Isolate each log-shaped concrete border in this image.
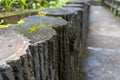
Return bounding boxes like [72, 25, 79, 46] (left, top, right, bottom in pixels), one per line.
[0, 1, 90, 80]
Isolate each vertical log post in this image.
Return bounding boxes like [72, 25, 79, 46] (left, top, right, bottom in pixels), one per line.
[65, 0, 90, 50]
[10, 16, 68, 80]
[42, 7, 84, 80]
[0, 29, 31, 80]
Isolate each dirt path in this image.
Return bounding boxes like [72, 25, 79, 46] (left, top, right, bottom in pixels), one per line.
[82, 6, 120, 80]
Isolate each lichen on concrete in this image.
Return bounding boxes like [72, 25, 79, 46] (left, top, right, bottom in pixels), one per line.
[42, 8, 76, 16]
[9, 23, 56, 44]
[18, 16, 67, 27]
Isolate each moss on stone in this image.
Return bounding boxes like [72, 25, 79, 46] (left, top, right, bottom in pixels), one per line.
[18, 19, 26, 24]
[38, 11, 47, 16]
[0, 24, 13, 28]
[29, 25, 44, 33]
[19, 16, 67, 28]
[57, 16, 64, 20]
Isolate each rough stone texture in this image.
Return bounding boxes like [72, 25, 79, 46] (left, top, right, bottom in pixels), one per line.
[81, 2, 90, 50]
[10, 24, 56, 44]
[6, 48, 35, 80]
[42, 8, 82, 52]
[19, 16, 67, 27]
[0, 29, 30, 80]
[0, 1, 90, 80]
[17, 15, 68, 80]
[10, 16, 69, 80]
[9, 22, 59, 80]
[62, 7, 83, 54]
[0, 29, 29, 64]
[63, 1, 90, 78]
[64, 0, 90, 52]
[0, 64, 15, 80]
[26, 16, 67, 80]
[42, 7, 85, 80]
[28, 36, 59, 80]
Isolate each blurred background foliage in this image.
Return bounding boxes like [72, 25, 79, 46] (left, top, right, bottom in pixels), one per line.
[0, 0, 68, 12]
[91, 0, 102, 5]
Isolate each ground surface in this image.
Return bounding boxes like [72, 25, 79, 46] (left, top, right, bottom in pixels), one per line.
[82, 6, 120, 80]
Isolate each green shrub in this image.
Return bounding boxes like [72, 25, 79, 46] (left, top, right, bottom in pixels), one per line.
[0, 0, 68, 12]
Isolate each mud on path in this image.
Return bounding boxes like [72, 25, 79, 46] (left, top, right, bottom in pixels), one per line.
[81, 6, 120, 80]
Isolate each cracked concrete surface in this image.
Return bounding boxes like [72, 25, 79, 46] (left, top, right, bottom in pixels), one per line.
[82, 6, 120, 80]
